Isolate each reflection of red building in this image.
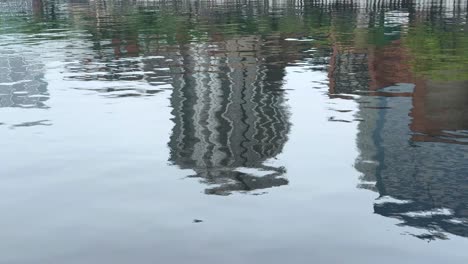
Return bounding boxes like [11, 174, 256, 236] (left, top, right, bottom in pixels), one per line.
[369, 41, 468, 143]
[367, 40, 415, 92]
[112, 37, 140, 58]
[340, 28, 468, 240]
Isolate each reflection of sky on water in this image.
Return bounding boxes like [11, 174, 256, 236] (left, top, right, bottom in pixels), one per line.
[0, 1, 468, 263]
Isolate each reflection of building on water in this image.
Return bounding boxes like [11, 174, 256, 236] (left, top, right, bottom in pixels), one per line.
[0, 0, 41, 15]
[0, 0, 49, 108]
[355, 85, 468, 240]
[410, 80, 468, 144]
[0, 54, 48, 108]
[168, 36, 295, 195]
[62, 0, 182, 97]
[326, 4, 468, 240]
[328, 49, 370, 95]
[1, 0, 63, 19]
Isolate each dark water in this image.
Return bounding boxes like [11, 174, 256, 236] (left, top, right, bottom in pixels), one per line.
[1, 0, 468, 263]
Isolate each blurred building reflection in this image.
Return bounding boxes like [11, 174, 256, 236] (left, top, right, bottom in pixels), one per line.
[0, 54, 48, 108]
[325, 2, 468, 239]
[355, 84, 468, 240]
[3, 0, 466, 235]
[167, 33, 306, 195]
[0, 0, 49, 108]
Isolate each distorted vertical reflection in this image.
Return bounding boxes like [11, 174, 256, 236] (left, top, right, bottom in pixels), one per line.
[168, 35, 294, 195]
[1, 0, 467, 241]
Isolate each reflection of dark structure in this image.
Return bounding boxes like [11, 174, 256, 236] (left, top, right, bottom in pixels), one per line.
[355, 87, 468, 240]
[168, 36, 295, 195]
[325, 1, 468, 240]
[328, 49, 371, 95]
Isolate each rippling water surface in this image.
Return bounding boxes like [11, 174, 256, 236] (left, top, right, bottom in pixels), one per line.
[1, 0, 468, 263]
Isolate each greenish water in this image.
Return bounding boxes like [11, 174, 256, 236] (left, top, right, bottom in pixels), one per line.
[1, 0, 467, 263]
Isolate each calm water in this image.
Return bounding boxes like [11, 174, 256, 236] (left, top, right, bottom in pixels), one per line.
[1, 0, 468, 263]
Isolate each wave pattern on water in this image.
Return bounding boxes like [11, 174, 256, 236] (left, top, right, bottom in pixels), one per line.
[0, 0, 468, 242]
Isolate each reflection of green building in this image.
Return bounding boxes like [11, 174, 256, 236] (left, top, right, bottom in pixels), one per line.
[168, 36, 294, 195]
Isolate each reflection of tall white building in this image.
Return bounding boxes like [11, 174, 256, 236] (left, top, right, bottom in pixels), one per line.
[168, 36, 294, 195]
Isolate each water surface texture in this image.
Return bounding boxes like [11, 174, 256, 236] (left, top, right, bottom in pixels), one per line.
[1, 0, 468, 263]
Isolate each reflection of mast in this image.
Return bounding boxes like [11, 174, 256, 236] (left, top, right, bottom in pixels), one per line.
[168, 36, 291, 195]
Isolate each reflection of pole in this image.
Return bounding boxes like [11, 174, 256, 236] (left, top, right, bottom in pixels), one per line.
[406, 0, 415, 24]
